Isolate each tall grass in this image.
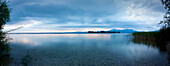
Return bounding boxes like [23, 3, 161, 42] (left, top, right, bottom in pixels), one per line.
[132, 27, 170, 45]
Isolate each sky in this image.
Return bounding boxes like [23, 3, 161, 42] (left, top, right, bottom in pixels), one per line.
[3, 0, 166, 32]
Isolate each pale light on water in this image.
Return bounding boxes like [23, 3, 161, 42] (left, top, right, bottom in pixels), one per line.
[9, 34, 169, 66]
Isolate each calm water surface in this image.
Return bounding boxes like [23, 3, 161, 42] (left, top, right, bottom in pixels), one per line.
[9, 34, 169, 66]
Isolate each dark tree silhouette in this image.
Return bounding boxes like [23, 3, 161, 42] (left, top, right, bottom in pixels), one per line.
[0, 0, 10, 30]
[0, 0, 12, 65]
[160, 0, 170, 28]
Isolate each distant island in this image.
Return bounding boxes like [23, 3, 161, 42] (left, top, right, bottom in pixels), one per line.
[88, 31, 120, 33]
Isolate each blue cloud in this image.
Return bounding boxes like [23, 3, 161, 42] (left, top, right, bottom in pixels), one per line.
[5, 0, 166, 32]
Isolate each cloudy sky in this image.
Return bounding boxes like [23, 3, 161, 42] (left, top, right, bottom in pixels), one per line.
[4, 0, 166, 32]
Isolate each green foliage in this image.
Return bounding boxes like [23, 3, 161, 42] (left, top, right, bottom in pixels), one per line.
[132, 32, 159, 37]
[160, 0, 170, 28]
[132, 32, 159, 45]
[132, 27, 170, 44]
[0, 0, 10, 29]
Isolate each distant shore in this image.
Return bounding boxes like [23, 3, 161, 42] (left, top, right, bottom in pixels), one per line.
[88, 31, 120, 33]
[8, 31, 122, 34]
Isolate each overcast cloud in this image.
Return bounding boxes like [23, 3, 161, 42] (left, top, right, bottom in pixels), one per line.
[4, 0, 166, 32]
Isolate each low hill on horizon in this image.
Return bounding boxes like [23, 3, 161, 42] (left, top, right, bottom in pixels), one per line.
[110, 29, 138, 33]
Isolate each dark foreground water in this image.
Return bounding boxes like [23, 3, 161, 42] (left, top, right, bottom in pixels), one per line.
[8, 34, 169, 66]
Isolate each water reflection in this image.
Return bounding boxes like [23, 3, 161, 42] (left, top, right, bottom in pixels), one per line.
[166, 44, 170, 64]
[21, 51, 32, 66]
[0, 32, 12, 65]
[132, 35, 170, 64]
[132, 36, 167, 52]
[87, 34, 111, 40]
[10, 34, 112, 46]
[9, 34, 170, 66]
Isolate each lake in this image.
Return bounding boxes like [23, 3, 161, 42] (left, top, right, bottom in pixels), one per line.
[8, 33, 169, 66]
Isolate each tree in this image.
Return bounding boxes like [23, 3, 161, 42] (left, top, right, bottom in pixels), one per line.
[0, 0, 12, 65]
[0, 0, 10, 30]
[160, 0, 170, 28]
